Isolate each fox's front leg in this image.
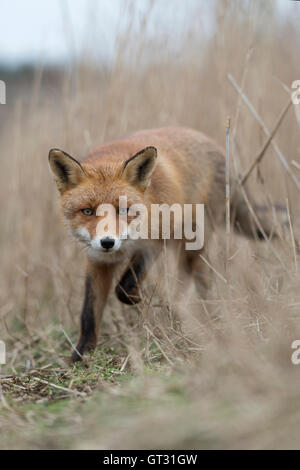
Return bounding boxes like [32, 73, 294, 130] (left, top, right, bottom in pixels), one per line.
[115, 247, 161, 305]
[71, 263, 114, 362]
[115, 252, 146, 305]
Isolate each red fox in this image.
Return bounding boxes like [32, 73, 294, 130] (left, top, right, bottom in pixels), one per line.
[49, 127, 283, 361]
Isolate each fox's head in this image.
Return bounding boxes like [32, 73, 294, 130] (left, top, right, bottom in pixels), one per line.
[49, 146, 157, 262]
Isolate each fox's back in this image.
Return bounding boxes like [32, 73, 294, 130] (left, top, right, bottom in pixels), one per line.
[85, 127, 226, 211]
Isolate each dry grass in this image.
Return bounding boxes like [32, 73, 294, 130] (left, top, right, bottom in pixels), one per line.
[1, 0, 300, 449]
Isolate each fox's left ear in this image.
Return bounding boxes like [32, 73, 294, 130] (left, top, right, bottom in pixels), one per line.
[48, 149, 86, 193]
[123, 146, 157, 190]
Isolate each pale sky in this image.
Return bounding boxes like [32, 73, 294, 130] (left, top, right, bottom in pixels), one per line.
[0, 0, 296, 66]
[0, 0, 125, 64]
[0, 0, 207, 65]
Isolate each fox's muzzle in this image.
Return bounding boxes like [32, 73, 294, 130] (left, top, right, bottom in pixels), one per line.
[100, 237, 115, 251]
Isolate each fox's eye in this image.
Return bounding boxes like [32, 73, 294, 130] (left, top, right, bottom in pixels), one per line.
[118, 207, 129, 216]
[81, 208, 94, 216]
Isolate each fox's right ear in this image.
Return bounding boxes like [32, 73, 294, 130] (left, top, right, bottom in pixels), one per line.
[48, 149, 86, 193]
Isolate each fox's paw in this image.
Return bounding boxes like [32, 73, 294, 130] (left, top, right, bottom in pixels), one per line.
[115, 283, 141, 305]
[71, 349, 83, 363]
[70, 337, 96, 363]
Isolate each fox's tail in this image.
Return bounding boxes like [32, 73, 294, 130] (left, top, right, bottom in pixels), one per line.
[231, 187, 288, 240]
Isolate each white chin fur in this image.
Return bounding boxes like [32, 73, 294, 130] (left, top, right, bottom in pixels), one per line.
[88, 237, 129, 264]
[86, 245, 126, 264]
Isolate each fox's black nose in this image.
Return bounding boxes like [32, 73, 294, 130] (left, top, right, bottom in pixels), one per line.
[101, 237, 115, 250]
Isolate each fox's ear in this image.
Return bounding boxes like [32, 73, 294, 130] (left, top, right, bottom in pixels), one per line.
[123, 146, 157, 190]
[48, 149, 86, 193]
